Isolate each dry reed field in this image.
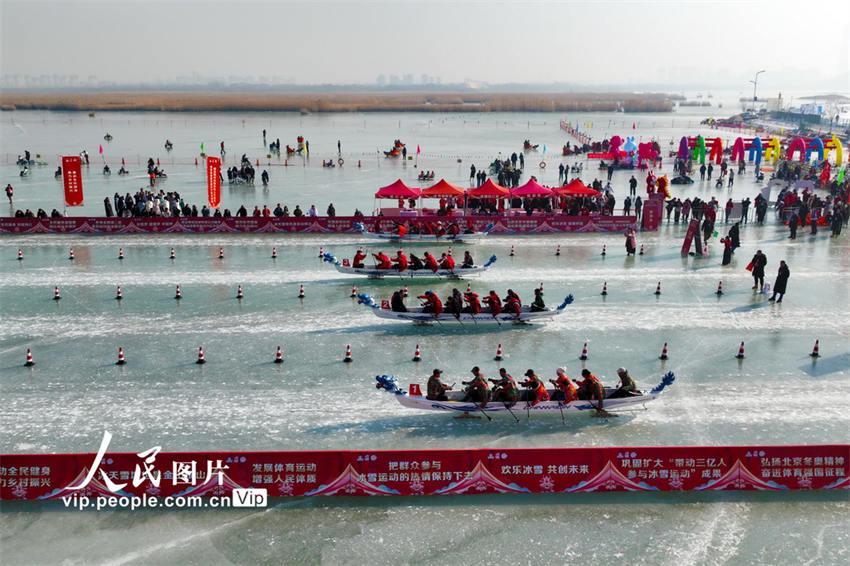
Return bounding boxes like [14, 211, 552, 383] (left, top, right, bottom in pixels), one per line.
[0, 91, 673, 113]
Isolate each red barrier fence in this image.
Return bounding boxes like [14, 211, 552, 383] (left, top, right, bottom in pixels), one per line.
[1, 445, 846, 500]
[0, 214, 647, 235]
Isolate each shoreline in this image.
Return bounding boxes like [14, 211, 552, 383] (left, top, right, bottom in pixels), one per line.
[0, 91, 674, 113]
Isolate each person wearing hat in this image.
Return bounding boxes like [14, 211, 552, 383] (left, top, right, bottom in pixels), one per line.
[439, 252, 455, 272]
[461, 251, 475, 269]
[575, 368, 605, 408]
[608, 367, 638, 399]
[426, 369, 452, 401]
[417, 290, 443, 316]
[550, 367, 578, 403]
[530, 288, 546, 312]
[462, 366, 490, 404]
[489, 367, 519, 407]
[521, 369, 550, 406]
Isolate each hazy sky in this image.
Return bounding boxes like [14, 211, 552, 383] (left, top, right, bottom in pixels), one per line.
[2, 0, 849, 90]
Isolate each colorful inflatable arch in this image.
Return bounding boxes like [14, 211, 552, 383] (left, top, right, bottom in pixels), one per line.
[689, 136, 707, 164]
[731, 137, 746, 162]
[806, 137, 824, 162]
[787, 137, 808, 162]
[677, 137, 690, 160]
[708, 137, 723, 165]
[747, 137, 763, 167]
[764, 138, 781, 164]
[824, 134, 843, 165]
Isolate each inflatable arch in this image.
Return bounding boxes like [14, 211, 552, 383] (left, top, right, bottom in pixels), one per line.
[764, 138, 781, 164]
[806, 137, 824, 162]
[824, 134, 843, 165]
[708, 137, 723, 165]
[787, 137, 808, 162]
[747, 137, 763, 167]
[731, 137, 746, 162]
[677, 137, 689, 160]
[689, 136, 707, 164]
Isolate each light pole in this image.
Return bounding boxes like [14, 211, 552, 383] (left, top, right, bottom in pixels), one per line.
[749, 70, 765, 112]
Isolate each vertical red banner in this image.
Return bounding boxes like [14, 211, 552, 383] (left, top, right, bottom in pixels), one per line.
[62, 156, 84, 207]
[207, 156, 221, 208]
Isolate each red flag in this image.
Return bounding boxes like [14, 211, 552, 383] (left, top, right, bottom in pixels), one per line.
[745, 262, 754, 272]
[416, 145, 421, 155]
[98, 144, 103, 154]
[207, 156, 221, 208]
[62, 156, 84, 206]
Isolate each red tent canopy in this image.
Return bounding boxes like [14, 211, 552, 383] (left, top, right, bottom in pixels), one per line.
[375, 179, 421, 199]
[510, 179, 553, 197]
[555, 179, 600, 197]
[421, 179, 465, 198]
[466, 179, 510, 197]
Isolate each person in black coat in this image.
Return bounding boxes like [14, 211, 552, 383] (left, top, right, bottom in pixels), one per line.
[103, 197, 114, 217]
[769, 261, 789, 302]
[750, 250, 767, 291]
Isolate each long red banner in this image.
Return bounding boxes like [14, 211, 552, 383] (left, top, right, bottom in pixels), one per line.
[61, 156, 84, 207]
[1, 445, 846, 500]
[206, 156, 221, 208]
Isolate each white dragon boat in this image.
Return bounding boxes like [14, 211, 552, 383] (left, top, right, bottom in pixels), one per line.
[354, 222, 492, 243]
[375, 372, 675, 416]
[321, 252, 497, 279]
[356, 293, 574, 324]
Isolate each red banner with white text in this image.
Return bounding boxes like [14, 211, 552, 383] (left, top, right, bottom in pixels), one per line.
[62, 156, 84, 207]
[207, 156, 221, 208]
[1, 445, 846, 500]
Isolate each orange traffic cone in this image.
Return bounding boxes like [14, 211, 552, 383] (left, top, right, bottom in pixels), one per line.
[24, 348, 35, 367]
[659, 343, 669, 360]
[579, 342, 588, 360]
[271, 247, 277, 259]
[735, 341, 745, 359]
[115, 285, 123, 300]
[68, 248, 75, 260]
[654, 281, 662, 295]
[403, 284, 409, 297]
[298, 284, 305, 298]
[494, 344, 503, 361]
[218, 247, 224, 259]
[175, 285, 182, 299]
[53, 286, 61, 300]
[601, 244, 606, 256]
[810, 340, 820, 358]
[318, 246, 323, 258]
[343, 344, 352, 362]
[17, 249, 23, 260]
[715, 281, 723, 295]
[509, 245, 515, 257]
[236, 285, 244, 299]
[274, 346, 284, 363]
[170, 247, 175, 259]
[639, 244, 645, 255]
[116, 347, 126, 365]
[196, 346, 206, 364]
[466, 282, 472, 293]
[350, 285, 357, 298]
[118, 248, 124, 260]
[412, 344, 421, 362]
[539, 282, 544, 294]
[555, 244, 561, 256]
[601, 281, 608, 296]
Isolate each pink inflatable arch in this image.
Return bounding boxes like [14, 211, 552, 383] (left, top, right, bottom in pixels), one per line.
[731, 137, 746, 162]
[786, 137, 807, 162]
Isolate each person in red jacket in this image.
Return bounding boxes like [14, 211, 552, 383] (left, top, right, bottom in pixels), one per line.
[392, 250, 408, 271]
[575, 369, 605, 409]
[550, 367, 578, 403]
[396, 223, 407, 237]
[373, 252, 392, 269]
[463, 291, 482, 314]
[521, 369, 550, 406]
[439, 252, 455, 271]
[418, 291, 442, 316]
[485, 290, 502, 315]
[352, 249, 367, 268]
[423, 252, 439, 272]
[503, 289, 522, 318]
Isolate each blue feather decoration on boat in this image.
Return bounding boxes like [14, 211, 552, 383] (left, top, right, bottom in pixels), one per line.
[375, 375, 405, 395]
[650, 371, 676, 394]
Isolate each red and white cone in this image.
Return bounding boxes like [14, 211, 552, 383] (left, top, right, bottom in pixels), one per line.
[659, 342, 669, 360]
[274, 346, 284, 363]
[271, 247, 277, 259]
[236, 285, 244, 299]
[412, 344, 421, 362]
[115, 285, 123, 300]
[196, 346, 206, 364]
[298, 284, 305, 298]
[639, 244, 645, 255]
[343, 344, 352, 363]
[447, 247, 452, 256]
[810, 340, 820, 358]
[735, 341, 745, 359]
[494, 344, 503, 361]
[403, 284, 408, 297]
[555, 244, 561, 256]
[509, 245, 515, 257]
[17, 249, 23, 260]
[53, 286, 61, 300]
[318, 246, 324, 258]
[116, 347, 126, 365]
[654, 281, 662, 295]
[350, 285, 357, 298]
[579, 342, 588, 360]
[24, 348, 35, 367]
[466, 282, 472, 293]
[170, 247, 176, 259]
[68, 248, 75, 260]
[118, 248, 124, 260]
[715, 281, 723, 295]
[539, 282, 544, 294]
[175, 285, 182, 299]
[601, 281, 608, 296]
[601, 244, 606, 256]
[218, 247, 224, 259]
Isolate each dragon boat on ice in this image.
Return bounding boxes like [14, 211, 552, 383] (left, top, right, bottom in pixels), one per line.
[322, 252, 497, 279]
[354, 222, 492, 244]
[375, 372, 675, 416]
[356, 293, 574, 324]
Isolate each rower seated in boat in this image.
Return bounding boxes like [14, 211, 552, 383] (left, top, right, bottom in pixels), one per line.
[503, 289, 522, 318]
[392, 250, 408, 271]
[423, 252, 439, 272]
[352, 249, 367, 268]
[550, 367, 578, 402]
[462, 367, 491, 403]
[607, 367, 640, 398]
[484, 290, 502, 315]
[521, 369, 550, 405]
[396, 223, 407, 237]
[439, 252, 455, 271]
[576, 369, 605, 409]
[462, 291, 482, 314]
[446, 223, 460, 237]
[444, 288, 463, 318]
[530, 288, 546, 312]
[418, 290, 443, 315]
[462, 251, 474, 268]
[103, 165, 111, 175]
[489, 368, 520, 407]
[373, 251, 392, 269]
[409, 253, 424, 271]
[427, 369, 452, 401]
[390, 289, 407, 312]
